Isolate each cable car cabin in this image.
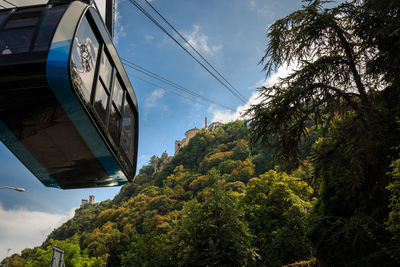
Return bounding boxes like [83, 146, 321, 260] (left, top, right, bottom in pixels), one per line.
[0, 1, 138, 189]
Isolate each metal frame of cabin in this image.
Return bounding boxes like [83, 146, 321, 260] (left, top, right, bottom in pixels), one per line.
[0, 0, 138, 189]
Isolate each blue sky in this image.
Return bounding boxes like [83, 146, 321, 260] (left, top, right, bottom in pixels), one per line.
[0, 0, 310, 259]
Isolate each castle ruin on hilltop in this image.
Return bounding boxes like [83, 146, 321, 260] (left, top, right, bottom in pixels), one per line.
[174, 118, 224, 155]
[150, 119, 224, 176]
[80, 195, 95, 208]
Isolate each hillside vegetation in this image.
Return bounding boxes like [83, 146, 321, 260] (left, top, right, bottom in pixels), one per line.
[2, 121, 317, 267]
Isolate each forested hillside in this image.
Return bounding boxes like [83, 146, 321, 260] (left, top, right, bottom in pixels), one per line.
[2, 121, 317, 266]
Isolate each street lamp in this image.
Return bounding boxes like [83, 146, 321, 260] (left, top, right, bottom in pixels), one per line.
[0, 186, 25, 192]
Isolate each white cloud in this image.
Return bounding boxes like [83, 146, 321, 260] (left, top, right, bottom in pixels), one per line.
[113, 0, 127, 45]
[209, 91, 262, 123]
[247, 78, 266, 90]
[264, 64, 293, 87]
[145, 89, 166, 108]
[0, 205, 75, 260]
[182, 25, 222, 57]
[210, 63, 294, 123]
[249, 0, 257, 9]
[248, 0, 274, 18]
[144, 34, 155, 42]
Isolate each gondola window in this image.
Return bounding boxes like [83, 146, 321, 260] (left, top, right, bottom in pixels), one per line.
[94, 81, 109, 124]
[34, 7, 66, 51]
[109, 78, 124, 144]
[99, 51, 113, 89]
[121, 96, 136, 163]
[0, 12, 40, 54]
[70, 16, 99, 102]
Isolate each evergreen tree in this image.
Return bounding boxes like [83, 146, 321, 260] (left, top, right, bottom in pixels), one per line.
[246, 0, 388, 163]
[246, 0, 400, 265]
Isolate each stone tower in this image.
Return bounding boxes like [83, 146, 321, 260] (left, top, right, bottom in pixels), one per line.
[174, 127, 200, 154]
[89, 195, 95, 204]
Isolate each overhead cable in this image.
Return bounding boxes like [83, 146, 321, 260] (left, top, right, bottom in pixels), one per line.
[127, 72, 214, 108]
[122, 58, 225, 107]
[122, 60, 235, 111]
[123, 60, 205, 101]
[128, 0, 247, 104]
[2, 0, 16, 7]
[143, 0, 247, 103]
[122, 59, 235, 111]
[122, 58, 197, 95]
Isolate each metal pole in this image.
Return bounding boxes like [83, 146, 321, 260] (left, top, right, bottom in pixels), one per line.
[0, 186, 25, 192]
[105, 0, 115, 37]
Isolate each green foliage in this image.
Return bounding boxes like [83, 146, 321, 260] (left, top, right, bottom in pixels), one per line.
[122, 234, 174, 267]
[47, 201, 112, 242]
[244, 0, 400, 266]
[308, 111, 399, 266]
[232, 139, 251, 161]
[9, 121, 313, 266]
[243, 170, 313, 266]
[229, 159, 255, 183]
[355, 0, 400, 86]
[176, 181, 255, 266]
[4, 119, 317, 266]
[384, 154, 400, 261]
[1, 253, 24, 267]
[387, 158, 400, 235]
[250, 150, 275, 176]
[164, 165, 196, 192]
[246, 0, 384, 165]
[22, 235, 108, 267]
[218, 159, 242, 174]
[224, 181, 246, 195]
[291, 159, 316, 192]
[160, 121, 250, 176]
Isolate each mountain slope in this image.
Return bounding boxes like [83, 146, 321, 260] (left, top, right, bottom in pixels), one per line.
[3, 121, 314, 267]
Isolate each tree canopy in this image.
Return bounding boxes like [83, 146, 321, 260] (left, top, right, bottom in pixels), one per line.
[246, 0, 398, 164]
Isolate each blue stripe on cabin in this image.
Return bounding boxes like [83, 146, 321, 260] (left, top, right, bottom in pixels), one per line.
[46, 39, 127, 186]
